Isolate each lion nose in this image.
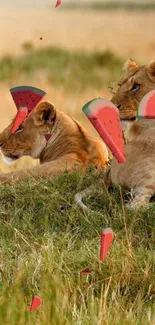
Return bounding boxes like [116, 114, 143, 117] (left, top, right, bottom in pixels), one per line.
[116, 104, 121, 110]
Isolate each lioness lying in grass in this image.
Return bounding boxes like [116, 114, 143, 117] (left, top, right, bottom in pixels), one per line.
[0, 101, 108, 184]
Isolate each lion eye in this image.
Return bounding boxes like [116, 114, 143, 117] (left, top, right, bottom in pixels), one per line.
[15, 125, 23, 133]
[130, 83, 140, 92]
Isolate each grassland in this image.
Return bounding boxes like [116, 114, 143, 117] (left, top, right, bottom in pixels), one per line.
[0, 46, 123, 91]
[63, 1, 155, 11]
[0, 168, 154, 324]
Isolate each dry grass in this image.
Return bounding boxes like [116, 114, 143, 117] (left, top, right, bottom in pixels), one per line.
[0, 169, 154, 324]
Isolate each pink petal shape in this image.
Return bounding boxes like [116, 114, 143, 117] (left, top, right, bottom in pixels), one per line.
[55, 0, 61, 8]
[30, 295, 42, 312]
[100, 228, 113, 262]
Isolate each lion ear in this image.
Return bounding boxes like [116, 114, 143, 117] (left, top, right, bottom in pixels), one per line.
[147, 60, 155, 81]
[34, 101, 56, 126]
[123, 58, 139, 73]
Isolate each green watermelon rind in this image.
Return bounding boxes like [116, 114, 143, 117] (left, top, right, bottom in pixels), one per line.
[137, 90, 155, 119]
[82, 98, 118, 116]
[10, 86, 46, 97]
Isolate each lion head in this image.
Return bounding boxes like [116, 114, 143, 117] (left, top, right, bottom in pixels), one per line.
[0, 101, 56, 164]
[111, 59, 155, 131]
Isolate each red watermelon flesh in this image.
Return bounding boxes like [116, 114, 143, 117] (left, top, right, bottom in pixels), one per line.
[100, 228, 114, 262]
[10, 86, 46, 133]
[80, 268, 91, 274]
[82, 98, 126, 163]
[137, 90, 155, 119]
[11, 106, 28, 134]
[30, 295, 42, 312]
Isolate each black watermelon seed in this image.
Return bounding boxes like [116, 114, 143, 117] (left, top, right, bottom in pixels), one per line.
[32, 100, 35, 102]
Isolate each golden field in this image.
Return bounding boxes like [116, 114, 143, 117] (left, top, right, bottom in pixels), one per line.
[0, 8, 155, 172]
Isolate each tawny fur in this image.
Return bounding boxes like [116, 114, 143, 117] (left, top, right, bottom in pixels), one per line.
[75, 119, 155, 211]
[111, 59, 155, 138]
[110, 119, 155, 207]
[75, 59, 155, 212]
[0, 101, 108, 184]
[110, 59, 155, 208]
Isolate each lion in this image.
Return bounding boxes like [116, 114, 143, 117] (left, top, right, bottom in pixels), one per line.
[75, 59, 155, 211]
[111, 58, 155, 137]
[75, 118, 155, 211]
[0, 101, 108, 184]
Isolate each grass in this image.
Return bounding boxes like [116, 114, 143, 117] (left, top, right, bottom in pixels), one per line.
[0, 167, 154, 324]
[62, 1, 155, 11]
[0, 46, 123, 92]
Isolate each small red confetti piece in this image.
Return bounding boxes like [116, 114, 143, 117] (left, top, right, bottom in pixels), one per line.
[30, 295, 42, 312]
[44, 134, 51, 141]
[100, 228, 113, 262]
[80, 268, 91, 274]
[55, 0, 61, 8]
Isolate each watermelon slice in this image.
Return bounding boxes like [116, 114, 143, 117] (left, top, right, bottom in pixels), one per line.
[30, 295, 42, 312]
[100, 228, 113, 262]
[10, 86, 46, 133]
[137, 90, 155, 119]
[82, 98, 126, 163]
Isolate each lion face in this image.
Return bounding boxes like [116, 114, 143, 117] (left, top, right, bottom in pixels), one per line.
[0, 101, 56, 164]
[111, 59, 155, 131]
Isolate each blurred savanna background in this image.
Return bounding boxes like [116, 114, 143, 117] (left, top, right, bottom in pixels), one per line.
[1, 0, 155, 172]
